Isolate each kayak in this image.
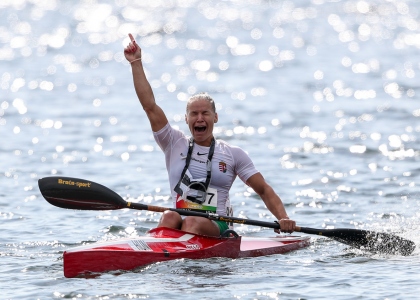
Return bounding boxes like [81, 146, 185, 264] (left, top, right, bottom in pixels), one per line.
[63, 227, 310, 278]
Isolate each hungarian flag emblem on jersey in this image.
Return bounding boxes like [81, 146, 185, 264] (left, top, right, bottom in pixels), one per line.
[219, 161, 227, 173]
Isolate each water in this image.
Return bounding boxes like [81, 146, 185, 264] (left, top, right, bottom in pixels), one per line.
[1, 0, 420, 298]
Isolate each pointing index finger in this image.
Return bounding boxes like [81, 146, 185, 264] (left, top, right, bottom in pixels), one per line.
[128, 33, 135, 42]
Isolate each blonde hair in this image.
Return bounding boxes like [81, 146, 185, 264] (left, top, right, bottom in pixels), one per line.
[186, 92, 216, 113]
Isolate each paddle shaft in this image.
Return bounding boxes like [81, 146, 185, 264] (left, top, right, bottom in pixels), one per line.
[129, 202, 296, 229]
[127, 202, 329, 236]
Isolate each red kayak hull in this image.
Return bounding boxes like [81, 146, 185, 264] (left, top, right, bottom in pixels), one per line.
[63, 227, 310, 278]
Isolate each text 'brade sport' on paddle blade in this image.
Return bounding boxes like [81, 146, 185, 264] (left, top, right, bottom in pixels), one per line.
[300, 227, 415, 256]
[38, 177, 127, 210]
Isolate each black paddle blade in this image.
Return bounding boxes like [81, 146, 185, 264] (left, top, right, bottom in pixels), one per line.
[38, 177, 127, 210]
[300, 227, 415, 256]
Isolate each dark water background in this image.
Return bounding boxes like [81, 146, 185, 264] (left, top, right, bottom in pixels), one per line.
[1, 0, 420, 299]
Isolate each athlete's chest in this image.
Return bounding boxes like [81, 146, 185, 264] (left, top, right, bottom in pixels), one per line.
[172, 145, 233, 182]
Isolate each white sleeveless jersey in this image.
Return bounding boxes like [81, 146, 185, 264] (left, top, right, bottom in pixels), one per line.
[153, 123, 259, 216]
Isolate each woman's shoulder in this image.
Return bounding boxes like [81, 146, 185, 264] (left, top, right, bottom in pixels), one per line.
[216, 139, 248, 155]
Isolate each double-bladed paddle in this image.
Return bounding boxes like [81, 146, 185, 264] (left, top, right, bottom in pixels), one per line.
[38, 176, 416, 256]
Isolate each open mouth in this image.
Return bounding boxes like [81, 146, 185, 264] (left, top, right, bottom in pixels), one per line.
[195, 126, 206, 132]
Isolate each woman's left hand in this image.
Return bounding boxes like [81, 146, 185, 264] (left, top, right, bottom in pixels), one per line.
[275, 218, 296, 234]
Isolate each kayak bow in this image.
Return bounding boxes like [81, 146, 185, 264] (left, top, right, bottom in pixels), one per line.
[63, 227, 310, 278]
